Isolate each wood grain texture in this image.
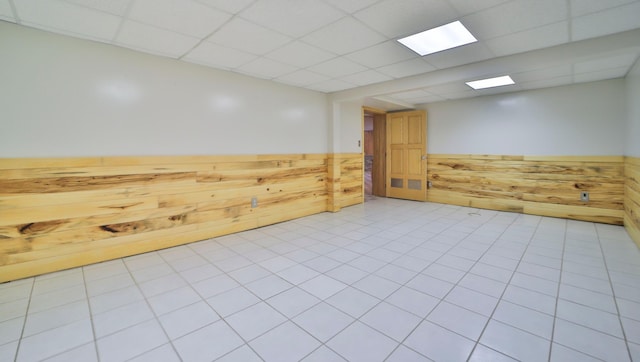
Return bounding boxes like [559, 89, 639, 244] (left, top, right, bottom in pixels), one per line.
[625, 157, 640, 247]
[428, 154, 625, 225]
[0, 153, 362, 282]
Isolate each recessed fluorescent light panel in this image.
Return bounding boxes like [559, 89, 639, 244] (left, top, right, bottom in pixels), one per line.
[397, 21, 477, 56]
[466, 75, 515, 90]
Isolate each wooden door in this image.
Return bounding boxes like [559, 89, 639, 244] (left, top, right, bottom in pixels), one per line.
[372, 113, 386, 197]
[386, 110, 427, 201]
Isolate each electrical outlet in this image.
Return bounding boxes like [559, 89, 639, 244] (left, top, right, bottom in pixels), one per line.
[427, 181, 433, 189]
[251, 197, 258, 208]
[580, 192, 589, 202]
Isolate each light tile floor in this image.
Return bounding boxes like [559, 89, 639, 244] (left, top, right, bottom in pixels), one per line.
[2, 198, 640, 361]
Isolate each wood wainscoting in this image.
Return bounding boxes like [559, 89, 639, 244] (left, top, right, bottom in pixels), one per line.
[626, 157, 640, 247]
[428, 154, 625, 225]
[0, 153, 363, 282]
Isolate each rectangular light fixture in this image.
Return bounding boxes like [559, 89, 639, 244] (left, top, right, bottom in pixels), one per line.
[397, 21, 477, 56]
[466, 75, 515, 90]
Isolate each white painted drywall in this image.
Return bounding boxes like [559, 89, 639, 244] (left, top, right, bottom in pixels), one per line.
[424, 79, 626, 155]
[0, 22, 329, 158]
[626, 59, 640, 157]
[338, 101, 364, 153]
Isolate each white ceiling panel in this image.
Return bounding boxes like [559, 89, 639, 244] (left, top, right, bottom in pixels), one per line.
[386, 89, 432, 101]
[308, 79, 356, 93]
[346, 41, 416, 69]
[463, 0, 568, 40]
[240, 0, 343, 38]
[302, 17, 386, 55]
[512, 65, 574, 83]
[322, 0, 381, 13]
[116, 20, 200, 58]
[62, 0, 133, 16]
[519, 75, 574, 91]
[486, 22, 569, 57]
[128, 0, 231, 38]
[266, 41, 335, 68]
[354, 0, 458, 38]
[447, 0, 512, 17]
[207, 18, 292, 55]
[342, 70, 393, 86]
[308, 58, 368, 78]
[236, 58, 297, 79]
[377, 59, 437, 78]
[574, 67, 629, 83]
[183, 42, 257, 70]
[274, 70, 330, 87]
[194, 0, 256, 14]
[572, 2, 640, 41]
[15, 0, 121, 41]
[569, 0, 637, 17]
[574, 51, 639, 74]
[423, 82, 473, 96]
[424, 42, 495, 69]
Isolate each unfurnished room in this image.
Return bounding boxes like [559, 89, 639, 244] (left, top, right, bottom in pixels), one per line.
[1, 0, 640, 361]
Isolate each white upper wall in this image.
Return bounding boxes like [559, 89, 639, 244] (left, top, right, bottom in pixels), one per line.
[424, 79, 626, 155]
[627, 59, 640, 157]
[0, 22, 329, 158]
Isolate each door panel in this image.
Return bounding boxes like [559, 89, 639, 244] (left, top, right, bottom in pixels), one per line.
[386, 110, 427, 201]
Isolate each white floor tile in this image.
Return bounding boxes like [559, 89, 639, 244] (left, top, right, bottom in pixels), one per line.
[0, 298, 29, 323]
[179, 263, 223, 284]
[0, 317, 24, 346]
[250, 321, 321, 362]
[492, 300, 554, 339]
[559, 283, 618, 314]
[622, 317, 640, 344]
[277, 264, 320, 285]
[556, 299, 624, 338]
[385, 345, 431, 362]
[245, 274, 293, 299]
[225, 302, 286, 341]
[421, 263, 466, 284]
[96, 319, 167, 362]
[42, 342, 97, 362]
[173, 320, 244, 362]
[23, 300, 89, 337]
[216, 345, 262, 362]
[301, 346, 347, 362]
[445, 285, 499, 317]
[304, 256, 342, 273]
[404, 320, 475, 362]
[29, 285, 87, 314]
[0, 341, 18, 362]
[85, 273, 135, 297]
[158, 301, 219, 340]
[326, 287, 380, 318]
[427, 301, 488, 341]
[17, 319, 93, 361]
[92, 300, 154, 338]
[138, 273, 187, 298]
[293, 302, 354, 342]
[227, 264, 271, 284]
[89, 285, 144, 315]
[146, 286, 202, 316]
[266, 287, 320, 318]
[206, 286, 260, 317]
[501, 284, 556, 316]
[300, 275, 347, 300]
[325, 264, 369, 285]
[479, 320, 550, 362]
[468, 344, 517, 362]
[361, 302, 421, 342]
[327, 321, 398, 362]
[549, 343, 602, 362]
[553, 318, 630, 361]
[190, 274, 239, 299]
[406, 274, 454, 299]
[384, 286, 439, 318]
[510, 272, 558, 297]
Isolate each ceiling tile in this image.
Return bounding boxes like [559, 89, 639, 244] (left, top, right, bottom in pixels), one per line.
[266, 41, 335, 68]
[354, 0, 458, 38]
[569, 0, 637, 17]
[128, 0, 231, 38]
[274, 70, 330, 87]
[14, 0, 121, 41]
[512, 65, 573, 83]
[236, 57, 297, 79]
[307, 57, 368, 78]
[377, 58, 437, 79]
[239, 0, 343, 37]
[485, 22, 569, 57]
[572, 2, 640, 41]
[346, 41, 417, 69]
[423, 82, 472, 96]
[62, 0, 133, 16]
[183, 42, 257, 70]
[519, 75, 574, 90]
[116, 20, 201, 58]
[0, 0, 15, 21]
[425, 42, 494, 69]
[573, 51, 639, 73]
[195, 0, 256, 14]
[384, 89, 432, 101]
[207, 17, 292, 55]
[447, 0, 512, 16]
[574, 66, 629, 83]
[307, 79, 355, 93]
[302, 16, 386, 55]
[341, 70, 393, 86]
[323, 0, 381, 13]
[463, 0, 568, 39]
[408, 94, 447, 104]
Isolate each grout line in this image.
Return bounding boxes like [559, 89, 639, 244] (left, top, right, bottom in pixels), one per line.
[547, 218, 568, 361]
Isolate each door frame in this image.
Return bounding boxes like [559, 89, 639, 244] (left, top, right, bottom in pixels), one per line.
[362, 106, 388, 198]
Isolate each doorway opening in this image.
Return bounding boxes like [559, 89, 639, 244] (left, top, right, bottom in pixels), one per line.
[363, 108, 387, 201]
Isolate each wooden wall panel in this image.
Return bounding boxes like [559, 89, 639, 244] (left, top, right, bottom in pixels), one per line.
[626, 157, 640, 247]
[428, 154, 625, 225]
[0, 153, 362, 282]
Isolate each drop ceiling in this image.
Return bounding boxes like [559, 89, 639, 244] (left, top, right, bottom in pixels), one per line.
[2, 0, 640, 108]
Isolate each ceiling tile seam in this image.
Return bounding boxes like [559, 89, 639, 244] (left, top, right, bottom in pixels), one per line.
[566, 0, 573, 42]
[111, 0, 136, 44]
[194, 0, 258, 15]
[7, 0, 20, 24]
[176, 11, 239, 61]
